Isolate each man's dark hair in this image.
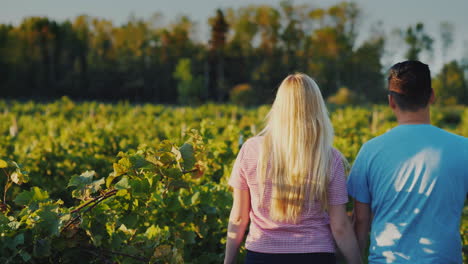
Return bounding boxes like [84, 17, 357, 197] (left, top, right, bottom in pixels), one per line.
[387, 60, 432, 111]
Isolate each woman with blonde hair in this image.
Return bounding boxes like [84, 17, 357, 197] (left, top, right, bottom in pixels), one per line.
[224, 73, 361, 264]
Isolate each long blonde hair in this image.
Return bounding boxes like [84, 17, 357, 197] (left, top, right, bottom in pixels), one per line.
[257, 73, 334, 223]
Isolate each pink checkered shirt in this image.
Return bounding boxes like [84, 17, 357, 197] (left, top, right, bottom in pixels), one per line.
[228, 136, 348, 253]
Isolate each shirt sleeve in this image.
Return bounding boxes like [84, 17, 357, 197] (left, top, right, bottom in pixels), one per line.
[328, 149, 349, 205]
[347, 145, 371, 204]
[228, 143, 249, 190]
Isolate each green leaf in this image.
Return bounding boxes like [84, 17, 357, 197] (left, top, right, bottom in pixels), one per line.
[14, 187, 49, 207]
[171, 146, 181, 159]
[14, 233, 24, 245]
[10, 171, 29, 185]
[33, 239, 51, 257]
[115, 189, 128, 197]
[36, 205, 60, 236]
[68, 171, 103, 200]
[90, 203, 110, 219]
[118, 157, 132, 170]
[115, 177, 130, 190]
[10, 161, 22, 169]
[154, 245, 171, 258]
[129, 154, 149, 169]
[0, 159, 7, 168]
[169, 179, 189, 191]
[0, 214, 9, 227]
[106, 172, 117, 188]
[129, 178, 150, 197]
[159, 152, 175, 164]
[178, 195, 187, 208]
[7, 219, 21, 231]
[180, 143, 195, 170]
[144, 225, 160, 240]
[67, 171, 95, 188]
[202, 205, 217, 215]
[110, 231, 126, 248]
[145, 155, 161, 166]
[89, 178, 105, 193]
[118, 223, 136, 236]
[191, 192, 200, 205]
[182, 230, 196, 244]
[19, 251, 31, 262]
[113, 163, 127, 177]
[163, 168, 183, 179]
[90, 234, 103, 247]
[7, 233, 24, 250]
[121, 213, 138, 229]
[158, 140, 173, 152]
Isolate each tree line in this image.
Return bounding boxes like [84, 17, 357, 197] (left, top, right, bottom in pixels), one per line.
[0, 1, 467, 105]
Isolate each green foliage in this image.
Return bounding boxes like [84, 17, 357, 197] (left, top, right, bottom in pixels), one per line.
[433, 61, 467, 105]
[402, 22, 433, 61]
[1, 4, 467, 106]
[327, 87, 359, 105]
[0, 100, 466, 263]
[230, 84, 255, 106]
[1, 136, 232, 263]
[67, 171, 105, 200]
[179, 143, 196, 171]
[2, 4, 467, 105]
[0, 2, 396, 105]
[174, 58, 205, 105]
[14, 187, 49, 207]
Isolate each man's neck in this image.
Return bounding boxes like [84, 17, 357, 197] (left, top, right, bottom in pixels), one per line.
[396, 108, 431, 125]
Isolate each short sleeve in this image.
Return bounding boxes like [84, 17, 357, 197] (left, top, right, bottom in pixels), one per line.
[347, 145, 371, 203]
[228, 143, 249, 190]
[328, 150, 349, 205]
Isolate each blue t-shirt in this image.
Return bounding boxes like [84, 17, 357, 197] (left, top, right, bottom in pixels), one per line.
[347, 124, 468, 264]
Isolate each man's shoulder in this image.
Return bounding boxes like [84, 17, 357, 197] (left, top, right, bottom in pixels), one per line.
[432, 126, 468, 142]
[423, 126, 468, 154]
[359, 128, 396, 152]
[363, 125, 467, 149]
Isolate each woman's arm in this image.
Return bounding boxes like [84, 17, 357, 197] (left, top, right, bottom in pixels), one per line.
[224, 188, 251, 264]
[329, 204, 363, 264]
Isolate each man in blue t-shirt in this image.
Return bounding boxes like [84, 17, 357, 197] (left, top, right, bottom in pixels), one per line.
[347, 60, 468, 264]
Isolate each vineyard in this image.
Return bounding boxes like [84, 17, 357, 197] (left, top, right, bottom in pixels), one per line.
[0, 97, 467, 263]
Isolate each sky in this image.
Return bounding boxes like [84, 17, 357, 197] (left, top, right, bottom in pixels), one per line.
[1, 0, 467, 72]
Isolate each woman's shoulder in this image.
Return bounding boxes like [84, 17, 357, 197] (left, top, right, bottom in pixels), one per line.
[244, 136, 264, 146]
[330, 147, 346, 164]
[239, 136, 264, 157]
[330, 147, 342, 157]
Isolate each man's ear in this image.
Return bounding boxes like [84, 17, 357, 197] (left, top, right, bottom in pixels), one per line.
[388, 94, 397, 110]
[429, 88, 436, 104]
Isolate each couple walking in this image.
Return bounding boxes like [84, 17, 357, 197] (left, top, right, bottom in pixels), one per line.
[224, 61, 467, 264]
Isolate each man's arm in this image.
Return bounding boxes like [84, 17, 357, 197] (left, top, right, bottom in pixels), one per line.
[353, 200, 372, 255]
[224, 188, 250, 264]
[329, 204, 363, 264]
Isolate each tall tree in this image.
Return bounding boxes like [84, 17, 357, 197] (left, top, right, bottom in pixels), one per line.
[224, 6, 258, 92]
[439, 22, 455, 63]
[208, 9, 229, 101]
[251, 6, 283, 103]
[402, 23, 433, 61]
[433, 61, 467, 105]
[279, 0, 304, 71]
[72, 15, 91, 97]
[0, 25, 13, 95]
[2, 1, 445, 106]
[352, 36, 386, 102]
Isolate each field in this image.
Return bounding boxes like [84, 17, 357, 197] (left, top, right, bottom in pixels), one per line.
[0, 97, 467, 263]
